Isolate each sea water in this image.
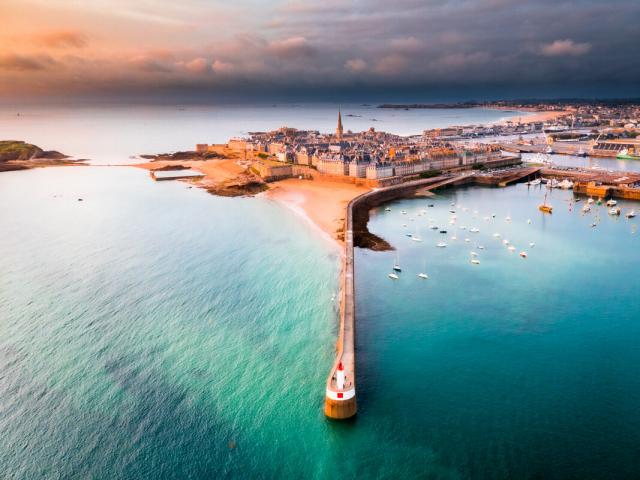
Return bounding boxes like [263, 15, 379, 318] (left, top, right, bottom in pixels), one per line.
[2, 106, 640, 478]
[356, 184, 640, 478]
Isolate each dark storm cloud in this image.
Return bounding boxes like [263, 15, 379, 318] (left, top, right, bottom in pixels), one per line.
[1, 0, 638, 99]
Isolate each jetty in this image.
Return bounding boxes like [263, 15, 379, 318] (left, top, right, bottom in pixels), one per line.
[324, 164, 606, 419]
[324, 172, 475, 419]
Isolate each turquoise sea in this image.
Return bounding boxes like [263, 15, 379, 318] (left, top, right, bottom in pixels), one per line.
[1, 106, 640, 478]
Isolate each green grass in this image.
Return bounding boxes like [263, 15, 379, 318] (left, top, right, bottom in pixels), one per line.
[0, 141, 41, 160]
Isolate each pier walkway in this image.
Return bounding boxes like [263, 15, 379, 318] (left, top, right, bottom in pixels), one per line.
[324, 172, 474, 419]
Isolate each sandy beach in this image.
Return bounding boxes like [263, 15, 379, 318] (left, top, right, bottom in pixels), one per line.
[494, 108, 572, 125]
[133, 158, 246, 180]
[265, 177, 370, 247]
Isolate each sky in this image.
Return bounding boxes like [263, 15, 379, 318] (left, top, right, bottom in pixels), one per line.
[1, 0, 639, 102]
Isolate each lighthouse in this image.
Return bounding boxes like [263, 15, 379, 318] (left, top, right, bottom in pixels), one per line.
[336, 362, 345, 389]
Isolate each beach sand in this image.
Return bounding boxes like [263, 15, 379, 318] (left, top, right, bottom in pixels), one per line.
[265, 177, 370, 247]
[133, 158, 246, 181]
[134, 158, 369, 245]
[495, 108, 572, 125]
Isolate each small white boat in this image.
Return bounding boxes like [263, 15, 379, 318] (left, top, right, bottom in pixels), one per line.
[464, 238, 471, 243]
[609, 207, 621, 216]
[417, 273, 429, 279]
[393, 256, 402, 272]
[527, 219, 532, 224]
[493, 233, 501, 238]
[388, 272, 399, 280]
[430, 225, 439, 230]
[508, 245, 516, 252]
[460, 226, 467, 230]
[528, 179, 541, 186]
[402, 223, 407, 227]
[503, 239, 510, 245]
[470, 228, 480, 233]
[470, 258, 480, 265]
[626, 210, 636, 218]
[450, 235, 457, 240]
[529, 242, 535, 248]
[385, 207, 391, 212]
[587, 197, 594, 204]
[491, 213, 496, 218]
[582, 205, 591, 213]
[401, 210, 407, 214]
[470, 251, 478, 257]
[478, 245, 485, 250]
[606, 199, 617, 207]
[558, 179, 574, 189]
[519, 251, 527, 258]
[505, 216, 512, 222]
[436, 242, 447, 248]
[411, 236, 423, 242]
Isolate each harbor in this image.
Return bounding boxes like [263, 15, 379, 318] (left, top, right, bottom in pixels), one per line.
[325, 161, 640, 419]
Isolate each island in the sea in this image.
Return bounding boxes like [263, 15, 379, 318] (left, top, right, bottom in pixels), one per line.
[0, 140, 83, 172]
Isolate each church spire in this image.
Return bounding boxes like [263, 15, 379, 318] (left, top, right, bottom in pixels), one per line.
[336, 109, 343, 140]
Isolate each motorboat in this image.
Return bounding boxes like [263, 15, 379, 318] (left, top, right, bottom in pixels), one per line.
[558, 179, 574, 189]
[417, 273, 429, 279]
[493, 233, 501, 238]
[385, 207, 391, 212]
[609, 207, 621, 216]
[436, 242, 447, 248]
[520, 251, 527, 258]
[529, 242, 535, 248]
[470, 228, 480, 233]
[388, 272, 399, 280]
[587, 197, 594, 204]
[508, 245, 516, 252]
[626, 210, 636, 218]
[503, 239, 510, 245]
[582, 205, 591, 213]
[606, 199, 617, 207]
[470, 258, 480, 265]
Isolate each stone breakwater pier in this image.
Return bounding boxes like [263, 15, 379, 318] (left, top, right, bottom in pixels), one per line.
[324, 173, 476, 420]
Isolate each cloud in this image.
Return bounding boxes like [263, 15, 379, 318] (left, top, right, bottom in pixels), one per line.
[184, 57, 210, 74]
[211, 60, 235, 74]
[345, 58, 367, 73]
[540, 39, 591, 56]
[267, 37, 315, 58]
[128, 55, 173, 73]
[390, 36, 424, 54]
[0, 54, 54, 71]
[36, 30, 88, 49]
[374, 54, 409, 75]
